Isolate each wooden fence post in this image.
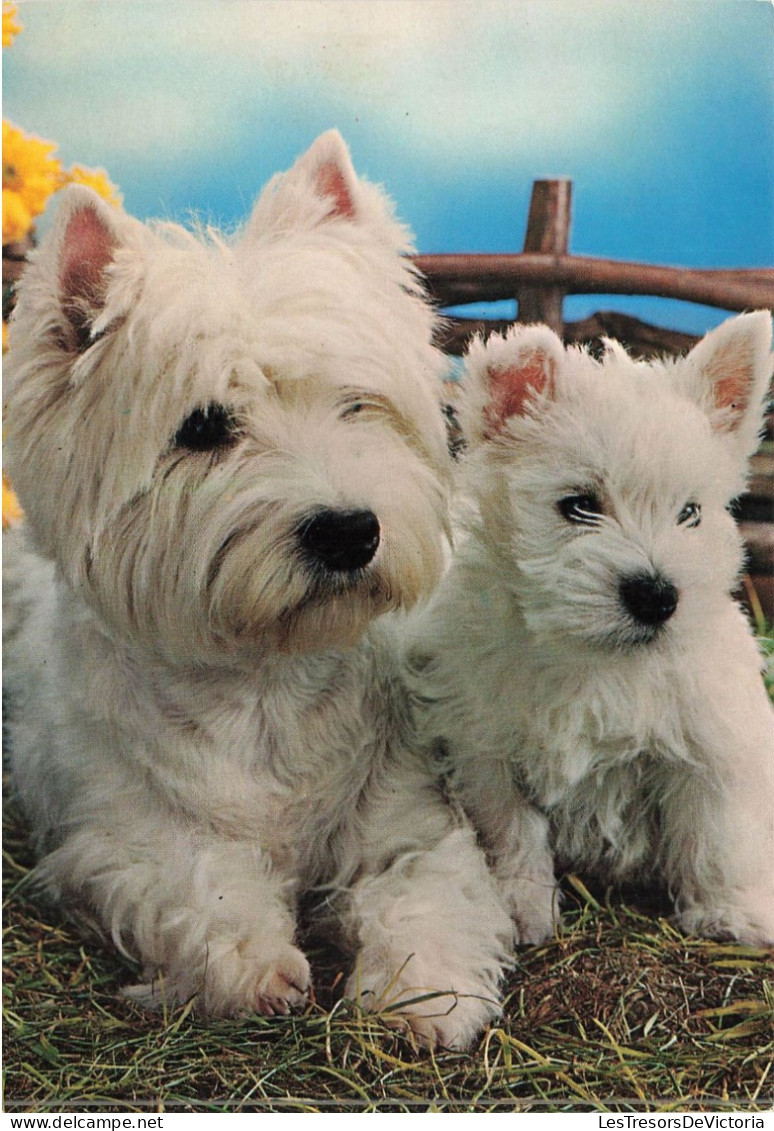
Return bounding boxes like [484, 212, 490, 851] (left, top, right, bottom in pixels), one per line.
[517, 178, 572, 335]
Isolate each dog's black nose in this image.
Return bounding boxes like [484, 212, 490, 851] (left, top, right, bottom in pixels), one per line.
[299, 508, 380, 572]
[619, 574, 679, 626]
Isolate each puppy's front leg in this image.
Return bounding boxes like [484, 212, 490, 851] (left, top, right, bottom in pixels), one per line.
[38, 820, 311, 1017]
[661, 664, 774, 947]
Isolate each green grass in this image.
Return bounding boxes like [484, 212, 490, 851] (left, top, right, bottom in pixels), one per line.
[4, 805, 773, 1114]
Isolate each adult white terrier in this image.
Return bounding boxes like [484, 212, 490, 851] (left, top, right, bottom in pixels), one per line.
[410, 315, 774, 948]
[3, 131, 511, 1049]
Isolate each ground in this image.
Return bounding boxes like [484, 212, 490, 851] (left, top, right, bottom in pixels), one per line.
[4, 799, 773, 1114]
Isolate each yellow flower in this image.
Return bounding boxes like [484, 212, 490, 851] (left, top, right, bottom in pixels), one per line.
[3, 120, 62, 234]
[2, 3, 22, 47]
[2, 185, 31, 243]
[64, 164, 122, 208]
[2, 470, 23, 529]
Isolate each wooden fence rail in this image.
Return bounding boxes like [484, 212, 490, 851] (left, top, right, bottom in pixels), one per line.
[413, 253, 774, 316]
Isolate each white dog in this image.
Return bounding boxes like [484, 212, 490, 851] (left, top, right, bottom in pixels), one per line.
[410, 314, 774, 948]
[2, 131, 512, 1049]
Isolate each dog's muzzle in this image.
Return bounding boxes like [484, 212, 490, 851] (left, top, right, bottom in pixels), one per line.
[298, 507, 381, 573]
[619, 572, 679, 627]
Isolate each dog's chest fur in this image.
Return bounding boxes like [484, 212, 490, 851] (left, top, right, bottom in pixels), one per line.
[42, 582, 384, 888]
[507, 650, 696, 878]
[455, 593, 697, 878]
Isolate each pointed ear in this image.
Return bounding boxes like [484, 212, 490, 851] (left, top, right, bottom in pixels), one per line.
[682, 311, 773, 457]
[303, 129, 359, 220]
[244, 130, 362, 237]
[242, 130, 412, 251]
[56, 187, 122, 352]
[463, 325, 564, 441]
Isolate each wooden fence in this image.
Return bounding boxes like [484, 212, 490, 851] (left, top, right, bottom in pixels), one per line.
[411, 179, 774, 620]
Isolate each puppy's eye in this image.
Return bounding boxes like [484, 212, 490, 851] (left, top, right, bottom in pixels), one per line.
[558, 493, 604, 526]
[677, 502, 701, 528]
[173, 404, 238, 451]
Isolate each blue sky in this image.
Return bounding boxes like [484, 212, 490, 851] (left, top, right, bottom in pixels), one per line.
[3, 0, 773, 334]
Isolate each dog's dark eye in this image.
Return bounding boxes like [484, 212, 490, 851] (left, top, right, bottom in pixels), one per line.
[339, 392, 392, 421]
[173, 404, 238, 451]
[677, 502, 701, 528]
[341, 402, 365, 419]
[558, 493, 604, 526]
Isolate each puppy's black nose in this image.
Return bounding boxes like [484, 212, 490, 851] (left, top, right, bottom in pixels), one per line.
[299, 508, 380, 572]
[619, 574, 679, 626]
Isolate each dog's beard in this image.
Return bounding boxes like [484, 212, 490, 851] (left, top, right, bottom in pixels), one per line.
[204, 538, 396, 654]
[576, 616, 668, 654]
[521, 598, 670, 654]
[275, 571, 395, 653]
[201, 503, 445, 656]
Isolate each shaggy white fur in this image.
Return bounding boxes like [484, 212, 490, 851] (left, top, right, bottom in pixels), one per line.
[409, 314, 774, 948]
[3, 131, 512, 1049]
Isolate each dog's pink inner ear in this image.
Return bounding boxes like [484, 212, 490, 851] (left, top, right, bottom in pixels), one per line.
[314, 160, 357, 220]
[59, 206, 117, 334]
[483, 354, 552, 436]
[715, 372, 751, 419]
[704, 346, 759, 430]
[694, 331, 764, 435]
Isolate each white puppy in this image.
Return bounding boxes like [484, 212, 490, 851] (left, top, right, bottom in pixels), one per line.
[410, 314, 774, 948]
[3, 131, 511, 1049]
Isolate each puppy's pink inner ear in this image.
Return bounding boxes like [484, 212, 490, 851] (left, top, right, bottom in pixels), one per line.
[484, 355, 552, 436]
[715, 372, 751, 419]
[691, 321, 769, 434]
[314, 160, 357, 220]
[709, 349, 763, 431]
[59, 206, 117, 313]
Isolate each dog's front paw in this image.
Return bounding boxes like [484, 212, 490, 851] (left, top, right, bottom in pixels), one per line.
[247, 945, 313, 1016]
[371, 999, 488, 1052]
[206, 940, 312, 1017]
[125, 941, 312, 1018]
[345, 953, 501, 1051]
[678, 893, 774, 949]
